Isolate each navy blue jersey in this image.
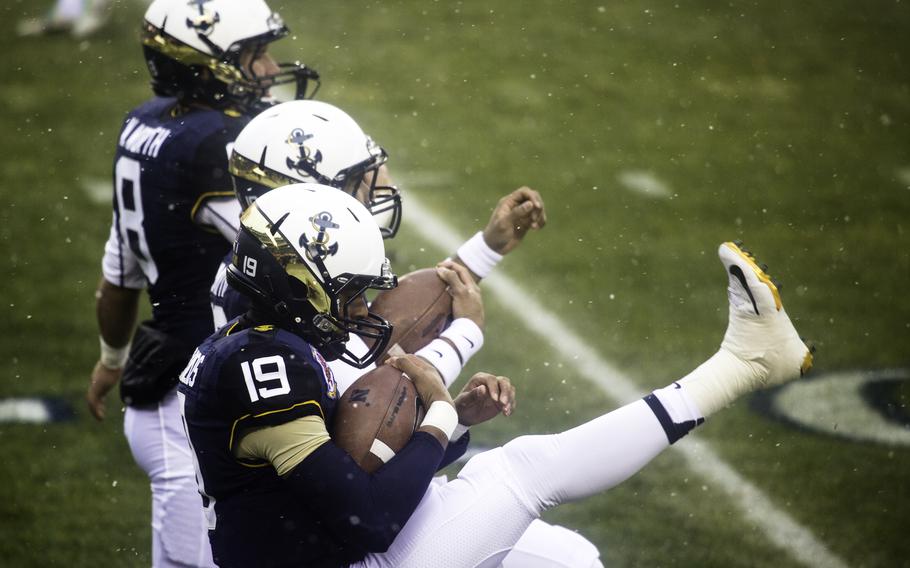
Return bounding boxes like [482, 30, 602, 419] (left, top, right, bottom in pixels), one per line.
[180, 319, 450, 567]
[107, 96, 249, 345]
[179, 321, 344, 566]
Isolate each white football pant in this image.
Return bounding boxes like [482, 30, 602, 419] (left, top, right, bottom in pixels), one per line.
[124, 389, 215, 568]
[357, 399, 665, 567]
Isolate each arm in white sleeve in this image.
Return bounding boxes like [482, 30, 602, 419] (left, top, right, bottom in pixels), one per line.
[193, 195, 242, 241]
[101, 220, 146, 290]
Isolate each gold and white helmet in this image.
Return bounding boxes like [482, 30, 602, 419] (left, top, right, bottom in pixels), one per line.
[230, 100, 402, 238]
[142, 0, 319, 112]
[227, 183, 397, 368]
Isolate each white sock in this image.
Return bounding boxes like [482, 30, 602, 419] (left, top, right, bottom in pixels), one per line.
[676, 348, 758, 416]
[647, 383, 705, 443]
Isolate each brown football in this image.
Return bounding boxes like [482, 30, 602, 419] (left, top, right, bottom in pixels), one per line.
[332, 364, 425, 473]
[370, 267, 453, 360]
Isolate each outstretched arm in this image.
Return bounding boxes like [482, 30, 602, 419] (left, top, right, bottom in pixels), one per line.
[454, 186, 547, 281]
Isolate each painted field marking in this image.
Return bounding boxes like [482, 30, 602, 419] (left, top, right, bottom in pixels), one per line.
[0, 397, 73, 424]
[0, 398, 54, 423]
[771, 369, 910, 447]
[81, 178, 111, 205]
[401, 189, 848, 568]
[617, 170, 673, 199]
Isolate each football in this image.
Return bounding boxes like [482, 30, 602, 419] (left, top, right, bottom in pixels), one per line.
[332, 364, 425, 473]
[369, 267, 453, 360]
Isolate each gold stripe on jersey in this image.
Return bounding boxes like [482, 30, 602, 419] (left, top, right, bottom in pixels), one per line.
[235, 415, 331, 476]
[228, 400, 324, 453]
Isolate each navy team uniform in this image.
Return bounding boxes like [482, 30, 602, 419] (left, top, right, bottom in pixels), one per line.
[178, 318, 469, 568]
[107, 96, 248, 403]
[210, 255, 248, 331]
[101, 96, 250, 567]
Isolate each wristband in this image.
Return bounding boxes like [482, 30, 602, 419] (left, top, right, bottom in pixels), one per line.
[451, 423, 470, 442]
[455, 231, 503, 279]
[420, 401, 458, 440]
[416, 339, 462, 387]
[99, 336, 130, 370]
[369, 439, 396, 465]
[440, 318, 484, 364]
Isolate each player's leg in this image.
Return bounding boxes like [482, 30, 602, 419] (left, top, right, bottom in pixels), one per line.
[360, 241, 811, 567]
[492, 241, 813, 509]
[360, 443, 610, 568]
[124, 391, 215, 568]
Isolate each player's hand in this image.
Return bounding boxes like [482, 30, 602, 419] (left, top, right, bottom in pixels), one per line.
[436, 260, 484, 331]
[87, 361, 122, 421]
[387, 354, 453, 409]
[481, 186, 547, 256]
[453, 372, 515, 426]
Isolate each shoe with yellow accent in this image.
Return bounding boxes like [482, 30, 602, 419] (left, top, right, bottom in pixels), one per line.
[677, 242, 813, 417]
[718, 241, 813, 388]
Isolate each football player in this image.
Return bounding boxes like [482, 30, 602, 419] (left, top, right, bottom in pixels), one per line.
[211, 99, 602, 566]
[84, 1, 317, 566]
[180, 183, 813, 567]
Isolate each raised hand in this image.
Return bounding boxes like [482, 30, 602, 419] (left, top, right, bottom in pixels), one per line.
[481, 186, 547, 256]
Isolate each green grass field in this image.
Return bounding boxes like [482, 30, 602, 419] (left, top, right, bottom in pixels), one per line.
[2, 1, 909, 566]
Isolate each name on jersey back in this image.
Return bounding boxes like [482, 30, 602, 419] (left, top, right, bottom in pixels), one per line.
[119, 117, 172, 159]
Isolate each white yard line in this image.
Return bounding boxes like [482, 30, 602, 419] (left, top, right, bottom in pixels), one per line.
[402, 190, 848, 568]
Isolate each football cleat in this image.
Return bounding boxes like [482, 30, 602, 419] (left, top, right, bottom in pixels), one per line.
[717, 241, 813, 390]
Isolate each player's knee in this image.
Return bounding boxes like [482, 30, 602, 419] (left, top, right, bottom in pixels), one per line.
[499, 434, 564, 511]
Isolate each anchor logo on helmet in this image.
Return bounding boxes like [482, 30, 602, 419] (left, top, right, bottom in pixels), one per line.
[286, 128, 323, 178]
[185, 0, 220, 36]
[301, 211, 339, 261]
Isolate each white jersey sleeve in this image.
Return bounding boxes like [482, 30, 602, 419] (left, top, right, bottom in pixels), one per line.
[101, 217, 146, 289]
[194, 196, 242, 241]
[210, 260, 230, 331]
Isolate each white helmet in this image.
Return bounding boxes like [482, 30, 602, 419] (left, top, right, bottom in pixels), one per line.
[229, 100, 402, 238]
[142, 0, 319, 112]
[227, 183, 397, 368]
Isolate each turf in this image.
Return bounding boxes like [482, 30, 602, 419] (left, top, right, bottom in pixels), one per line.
[1, 0, 908, 566]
